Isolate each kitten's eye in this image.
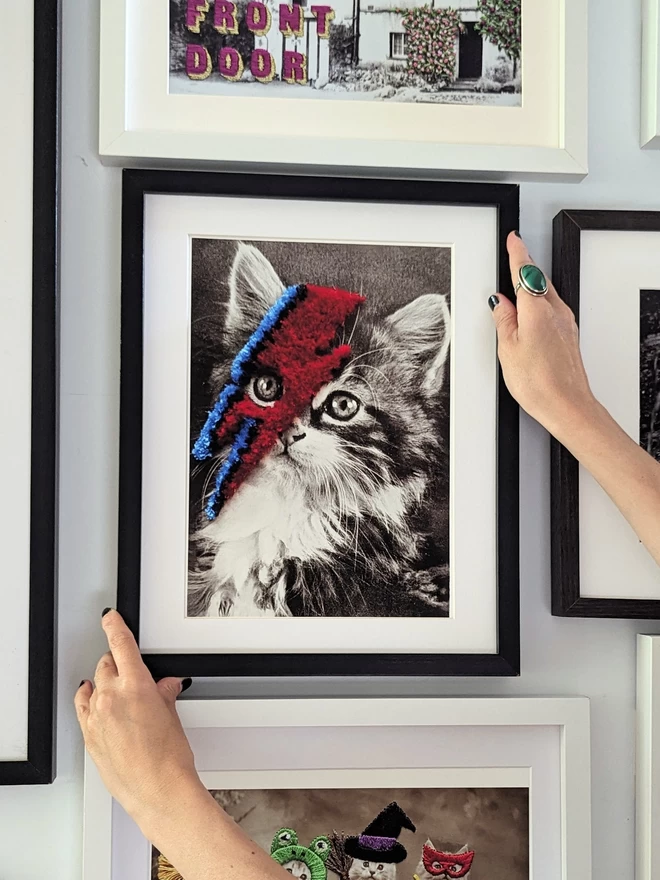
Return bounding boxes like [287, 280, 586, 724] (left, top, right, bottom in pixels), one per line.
[378, 866, 384, 871]
[363, 862, 370, 867]
[301, 874, 308, 879]
[325, 391, 360, 421]
[250, 372, 283, 404]
[286, 870, 293, 874]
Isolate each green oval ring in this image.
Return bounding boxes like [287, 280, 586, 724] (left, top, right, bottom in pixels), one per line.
[518, 264, 548, 296]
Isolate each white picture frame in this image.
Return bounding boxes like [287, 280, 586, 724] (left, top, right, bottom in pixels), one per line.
[82, 697, 591, 880]
[637, 635, 660, 880]
[98, 0, 587, 179]
[642, 0, 660, 148]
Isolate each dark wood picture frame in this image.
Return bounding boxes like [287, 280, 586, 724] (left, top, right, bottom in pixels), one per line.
[118, 170, 520, 676]
[552, 209, 660, 618]
[0, 1, 59, 785]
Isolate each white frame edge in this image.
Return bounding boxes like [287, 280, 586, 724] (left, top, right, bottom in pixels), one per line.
[637, 635, 660, 880]
[642, 0, 660, 148]
[83, 697, 591, 880]
[98, 0, 588, 178]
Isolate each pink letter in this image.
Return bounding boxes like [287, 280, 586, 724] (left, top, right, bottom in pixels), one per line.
[279, 4, 304, 36]
[282, 50, 307, 84]
[311, 5, 334, 38]
[186, 0, 210, 33]
[219, 46, 244, 80]
[214, 1, 238, 34]
[251, 48, 276, 82]
[186, 44, 212, 79]
[246, 1, 271, 34]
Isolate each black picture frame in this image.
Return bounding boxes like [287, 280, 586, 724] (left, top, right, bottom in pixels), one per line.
[0, 1, 59, 785]
[552, 209, 660, 619]
[118, 170, 520, 676]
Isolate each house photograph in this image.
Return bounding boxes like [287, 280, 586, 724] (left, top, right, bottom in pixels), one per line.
[170, 0, 522, 104]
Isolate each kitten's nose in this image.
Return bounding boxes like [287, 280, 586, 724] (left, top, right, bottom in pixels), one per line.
[281, 421, 307, 448]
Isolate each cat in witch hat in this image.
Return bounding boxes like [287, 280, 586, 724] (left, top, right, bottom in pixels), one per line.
[344, 802, 416, 880]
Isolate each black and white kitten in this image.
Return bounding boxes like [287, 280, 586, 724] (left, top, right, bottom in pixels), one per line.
[189, 243, 451, 618]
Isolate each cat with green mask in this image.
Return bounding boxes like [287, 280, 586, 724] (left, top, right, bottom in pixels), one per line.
[271, 828, 333, 880]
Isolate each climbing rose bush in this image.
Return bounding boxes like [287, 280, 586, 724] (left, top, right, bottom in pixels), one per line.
[396, 6, 464, 85]
[475, 0, 521, 64]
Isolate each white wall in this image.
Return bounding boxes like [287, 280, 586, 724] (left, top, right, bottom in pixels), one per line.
[1, 0, 660, 875]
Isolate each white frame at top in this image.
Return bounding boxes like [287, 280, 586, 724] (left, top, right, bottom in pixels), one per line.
[642, 0, 660, 148]
[82, 697, 592, 880]
[98, 0, 587, 179]
[637, 635, 660, 879]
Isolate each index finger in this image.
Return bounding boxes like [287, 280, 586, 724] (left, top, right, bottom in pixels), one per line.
[101, 609, 150, 680]
[506, 232, 559, 307]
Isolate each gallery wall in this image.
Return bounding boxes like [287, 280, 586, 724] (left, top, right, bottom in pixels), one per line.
[1, 0, 660, 874]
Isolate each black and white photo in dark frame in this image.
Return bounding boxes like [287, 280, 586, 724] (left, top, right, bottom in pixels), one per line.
[118, 170, 519, 676]
[552, 210, 660, 619]
[0, 0, 58, 784]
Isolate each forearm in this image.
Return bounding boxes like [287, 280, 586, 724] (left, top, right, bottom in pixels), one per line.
[137, 777, 287, 880]
[548, 399, 660, 567]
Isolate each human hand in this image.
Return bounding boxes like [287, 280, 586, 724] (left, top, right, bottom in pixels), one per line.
[490, 231, 598, 440]
[75, 610, 200, 828]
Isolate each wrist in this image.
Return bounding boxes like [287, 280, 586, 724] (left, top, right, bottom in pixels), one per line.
[131, 770, 213, 840]
[544, 396, 617, 456]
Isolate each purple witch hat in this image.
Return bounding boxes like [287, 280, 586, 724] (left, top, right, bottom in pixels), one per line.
[344, 802, 416, 865]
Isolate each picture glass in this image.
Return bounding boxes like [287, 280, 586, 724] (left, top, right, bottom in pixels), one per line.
[152, 787, 529, 880]
[188, 238, 451, 619]
[137, 192, 502, 657]
[170, 0, 521, 106]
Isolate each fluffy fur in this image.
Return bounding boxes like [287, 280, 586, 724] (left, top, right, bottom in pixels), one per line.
[348, 861, 397, 880]
[189, 243, 451, 618]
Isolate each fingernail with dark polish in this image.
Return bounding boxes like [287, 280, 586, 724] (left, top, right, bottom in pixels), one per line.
[488, 295, 500, 311]
[102, 607, 113, 617]
[79, 680, 86, 688]
[180, 678, 193, 693]
[513, 230, 522, 238]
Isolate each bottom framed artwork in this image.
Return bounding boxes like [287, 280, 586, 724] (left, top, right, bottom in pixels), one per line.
[82, 698, 591, 880]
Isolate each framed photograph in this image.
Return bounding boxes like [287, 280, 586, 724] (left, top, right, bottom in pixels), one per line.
[82, 697, 591, 880]
[551, 210, 660, 618]
[637, 634, 660, 880]
[0, 1, 58, 784]
[98, 0, 586, 178]
[117, 170, 519, 677]
[642, 0, 660, 148]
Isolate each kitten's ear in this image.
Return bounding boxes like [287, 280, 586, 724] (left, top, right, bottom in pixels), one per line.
[226, 243, 285, 335]
[458, 845, 469, 854]
[387, 294, 451, 394]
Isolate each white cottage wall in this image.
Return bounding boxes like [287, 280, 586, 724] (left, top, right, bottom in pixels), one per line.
[1, 0, 660, 877]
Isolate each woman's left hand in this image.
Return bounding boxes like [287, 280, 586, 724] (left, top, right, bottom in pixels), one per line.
[75, 610, 200, 828]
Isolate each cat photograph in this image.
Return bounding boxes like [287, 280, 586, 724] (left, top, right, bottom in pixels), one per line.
[151, 787, 529, 880]
[188, 238, 452, 619]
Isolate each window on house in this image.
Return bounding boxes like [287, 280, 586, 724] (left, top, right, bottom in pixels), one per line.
[390, 32, 408, 59]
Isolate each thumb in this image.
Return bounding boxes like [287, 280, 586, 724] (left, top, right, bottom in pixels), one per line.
[489, 294, 518, 345]
[156, 677, 191, 705]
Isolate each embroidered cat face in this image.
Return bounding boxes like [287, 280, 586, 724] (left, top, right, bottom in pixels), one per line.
[190, 242, 451, 618]
[283, 859, 313, 879]
[415, 842, 475, 879]
[348, 860, 397, 880]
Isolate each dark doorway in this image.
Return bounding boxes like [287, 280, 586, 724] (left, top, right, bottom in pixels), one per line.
[458, 22, 483, 79]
